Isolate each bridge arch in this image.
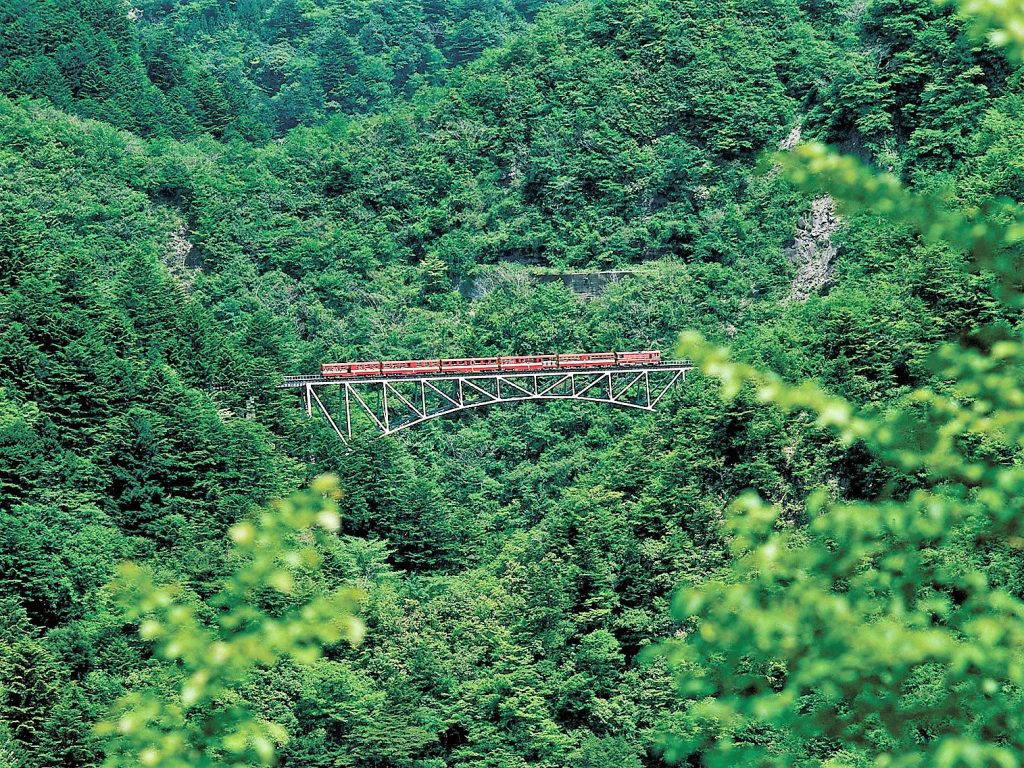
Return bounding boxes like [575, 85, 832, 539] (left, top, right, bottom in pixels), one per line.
[382, 394, 660, 436]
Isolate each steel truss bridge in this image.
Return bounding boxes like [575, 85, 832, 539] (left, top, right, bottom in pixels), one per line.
[279, 362, 693, 447]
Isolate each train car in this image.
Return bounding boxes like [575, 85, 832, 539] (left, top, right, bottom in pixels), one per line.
[557, 352, 617, 368]
[381, 359, 441, 376]
[322, 351, 662, 379]
[500, 355, 559, 372]
[616, 350, 661, 366]
[322, 361, 382, 378]
[440, 357, 501, 373]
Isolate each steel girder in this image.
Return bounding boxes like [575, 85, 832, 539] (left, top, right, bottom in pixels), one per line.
[285, 364, 693, 447]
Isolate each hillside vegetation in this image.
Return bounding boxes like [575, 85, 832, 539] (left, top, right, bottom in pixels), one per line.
[1, 0, 1021, 765]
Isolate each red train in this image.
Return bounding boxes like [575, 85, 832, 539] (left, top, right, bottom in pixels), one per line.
[321, 351, 661, 378]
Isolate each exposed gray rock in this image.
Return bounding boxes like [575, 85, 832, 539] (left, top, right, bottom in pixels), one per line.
[163, 223, 199, 291]
[786, 195, 840, 302]
[779, 123, 802, 151]
[462, 266, 634, 301]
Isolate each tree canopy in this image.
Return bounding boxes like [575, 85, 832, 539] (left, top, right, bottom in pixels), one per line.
[1, 0, 1022, 765]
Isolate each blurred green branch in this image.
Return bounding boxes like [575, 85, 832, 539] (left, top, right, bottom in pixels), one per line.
[662, 3, 1024, 766]
[96, 476, 364, 768]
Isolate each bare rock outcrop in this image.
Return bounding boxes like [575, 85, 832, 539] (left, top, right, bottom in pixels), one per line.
[786, 195, 840, 302]
[163, 224, 199, 292]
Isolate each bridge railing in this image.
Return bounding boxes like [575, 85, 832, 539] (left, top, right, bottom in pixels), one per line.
[281, 374, 330, 385]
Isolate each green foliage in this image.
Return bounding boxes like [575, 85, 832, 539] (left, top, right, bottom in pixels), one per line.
[0, 0, 558, 139]
[957, 0, 1024, 62]
[659, 6, 1024, 766]
[1, 0, 1022, 765]
[776, 143, 1024, 299]
[96, 476, 364, 767]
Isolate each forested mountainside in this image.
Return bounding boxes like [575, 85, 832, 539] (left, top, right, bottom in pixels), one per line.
[1, 0, 1022, 765]
[0, 0, 560, 138]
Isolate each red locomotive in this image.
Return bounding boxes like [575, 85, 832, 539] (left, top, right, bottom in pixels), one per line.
[321, 351, 661, 378]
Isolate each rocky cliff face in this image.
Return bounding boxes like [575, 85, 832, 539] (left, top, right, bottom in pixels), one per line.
[786, 195, 840, 302]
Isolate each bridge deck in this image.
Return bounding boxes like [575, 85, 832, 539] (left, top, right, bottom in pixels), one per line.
[278, 361, 693, 388]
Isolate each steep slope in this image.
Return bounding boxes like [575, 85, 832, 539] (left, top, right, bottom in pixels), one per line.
[0, 0, 570, 139]
[0, 0, 1017, 765]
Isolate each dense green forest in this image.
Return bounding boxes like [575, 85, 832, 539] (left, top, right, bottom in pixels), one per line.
[1, 0, 1023, 765]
